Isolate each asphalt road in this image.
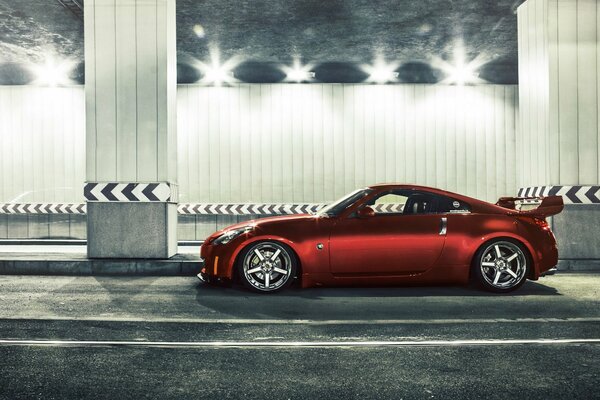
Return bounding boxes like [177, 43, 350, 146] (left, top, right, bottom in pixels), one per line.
[0, 273, 599, 399]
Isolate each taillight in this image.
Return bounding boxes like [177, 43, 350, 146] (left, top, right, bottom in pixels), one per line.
[532, 217, 550, 231]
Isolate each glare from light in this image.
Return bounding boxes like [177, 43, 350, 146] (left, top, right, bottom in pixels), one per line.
[194, 48, 239, 86]
[362, 59, 399, 84]
[282, 60, 315, 83]
[444, 56, 478, 85]
[30, 57, 74, 86]
[448, 65, 476, 85]
[435, 42, 485, 85]
[203, 64, 234, 86]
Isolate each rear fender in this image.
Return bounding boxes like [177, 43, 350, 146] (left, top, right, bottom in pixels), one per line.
[470, 233, 539, 278]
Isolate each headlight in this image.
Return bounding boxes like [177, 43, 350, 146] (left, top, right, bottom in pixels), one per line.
[212, 226, 254, 245]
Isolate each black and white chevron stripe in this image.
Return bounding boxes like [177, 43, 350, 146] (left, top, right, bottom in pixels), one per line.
[84, 182, 176, 202]
[372, 204, 404, 213]
[0, 203, 86, 214]
[177, 203, 404, 215]
[518, 186, 600, 204]
[0, 202, 406, 215]
[177, 203, 325, 215]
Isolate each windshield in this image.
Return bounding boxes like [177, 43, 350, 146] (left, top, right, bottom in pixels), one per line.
[317, 188, 372, 217]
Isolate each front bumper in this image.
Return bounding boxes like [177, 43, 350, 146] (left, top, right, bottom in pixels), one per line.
[197, 272, 209, 282]
[196, 259, 209, 282]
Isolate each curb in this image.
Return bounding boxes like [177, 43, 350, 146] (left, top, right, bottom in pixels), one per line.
[0, 258, 201, 276]
[0, 258, 597, 277]
[556, 259, 600, 272]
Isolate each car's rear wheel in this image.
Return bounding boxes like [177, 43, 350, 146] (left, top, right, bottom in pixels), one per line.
[473, 239, 530, 293]
[238, 241, 297, 293]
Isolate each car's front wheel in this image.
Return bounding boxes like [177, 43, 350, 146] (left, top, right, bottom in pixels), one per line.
[473, 239, 530, 293]
[238, 241, 297, 293]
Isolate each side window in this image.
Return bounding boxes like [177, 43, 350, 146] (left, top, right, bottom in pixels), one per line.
[364, 190, 470, 216]
[435, 195, 471, 213]
[402, 192, 437, 215]
[371, 193, 408, 214]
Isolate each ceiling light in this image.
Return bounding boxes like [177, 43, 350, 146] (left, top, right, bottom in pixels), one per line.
[363, 59, 399, 84]
[435, 42, 485, 85]
[194, 48, 239, 86]
[30, 57, 74, 86]
[203, 65, 234, 86]
[282, 60, 315, 83]
[446, 64, 478, 85]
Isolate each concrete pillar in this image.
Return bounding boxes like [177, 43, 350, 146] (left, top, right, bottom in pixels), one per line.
[517, 0, 600, 267]
[84, 0, 178, 258]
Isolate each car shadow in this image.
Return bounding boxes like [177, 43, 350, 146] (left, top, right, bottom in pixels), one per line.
[194, 279, 560, 299]
[192, 279, 562, 321]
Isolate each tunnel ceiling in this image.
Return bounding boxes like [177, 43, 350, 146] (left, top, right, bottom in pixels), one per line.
[0, 0, 526, 84]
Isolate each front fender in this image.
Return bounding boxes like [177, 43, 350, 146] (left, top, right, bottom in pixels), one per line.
[224, 235, 304, 279]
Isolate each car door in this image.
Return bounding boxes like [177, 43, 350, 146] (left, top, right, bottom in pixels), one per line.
[328, 190, 447, 275]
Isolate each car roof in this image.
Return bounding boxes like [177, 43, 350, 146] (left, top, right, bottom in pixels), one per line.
[365, 183, 503, 213]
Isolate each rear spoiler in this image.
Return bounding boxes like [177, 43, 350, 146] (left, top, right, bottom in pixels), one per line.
[496, 195, 564, 218]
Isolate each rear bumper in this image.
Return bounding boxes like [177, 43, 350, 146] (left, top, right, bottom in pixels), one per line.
[540, 267, 558, 277]
[536, 243, 559, 277]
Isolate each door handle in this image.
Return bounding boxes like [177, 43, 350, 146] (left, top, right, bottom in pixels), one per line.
[439, 217, 447, 235]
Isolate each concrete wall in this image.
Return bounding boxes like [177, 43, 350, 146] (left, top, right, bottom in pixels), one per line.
[0, 214, 267, 241]
[0, 214, 86, 240]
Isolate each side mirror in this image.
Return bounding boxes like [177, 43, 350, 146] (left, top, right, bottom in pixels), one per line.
[357, 206, 375, 218]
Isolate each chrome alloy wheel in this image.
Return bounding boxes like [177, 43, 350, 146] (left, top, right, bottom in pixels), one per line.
[479, 241, 527, 290]
[242, 242, 293, 292]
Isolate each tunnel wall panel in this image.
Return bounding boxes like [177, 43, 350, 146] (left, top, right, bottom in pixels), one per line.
[177, 84, 518, 203]
[518, 0, 600, 187]
[0, 84, 517, 205]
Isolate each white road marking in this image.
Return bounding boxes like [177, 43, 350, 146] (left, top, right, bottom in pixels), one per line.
[1, 316, 600, 325]
[0, 338, 599, 348]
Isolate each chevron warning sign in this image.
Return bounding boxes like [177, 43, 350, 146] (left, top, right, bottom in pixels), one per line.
[518, 186, 600, 204]
[84, 182, 176, 202]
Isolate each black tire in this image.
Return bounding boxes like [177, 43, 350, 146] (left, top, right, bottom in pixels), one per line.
[237, 241, 298, 293]
[472, 238, 530, 293]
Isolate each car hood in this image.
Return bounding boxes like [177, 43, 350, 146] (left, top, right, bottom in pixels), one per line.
[204, 213, 321, 242]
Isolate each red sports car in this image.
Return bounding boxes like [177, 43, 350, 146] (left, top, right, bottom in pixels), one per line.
[199, 184, 563, 293]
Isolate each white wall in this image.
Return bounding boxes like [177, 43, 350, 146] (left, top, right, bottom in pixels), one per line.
[0, 86, 85, 203]
[84, 0, 177, 183]
[0, 83, 518, 204]
[177, 84, 518, 203]
[518, 0, 600, 187]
